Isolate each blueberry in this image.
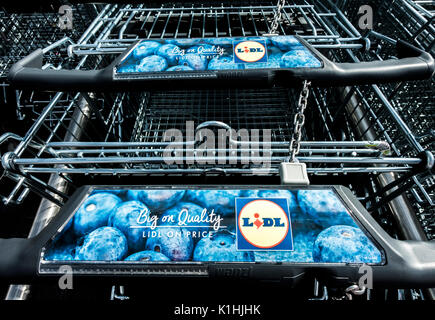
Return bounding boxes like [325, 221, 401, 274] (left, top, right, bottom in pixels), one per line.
[145, 227, 194, 261]
[184, 190, 243, 217]
[166, 65, 194, 71]
[259, 190, 298, 209]
[258, 189, 294, 199]
[137, 55, 168, 72]
[241, 190, 261, 198]
[75, 227, 128, 261]
[287, 233, 316, 262]
[253, 251, 290, 263]
[268, 45, 284, 54]
[254, 233, 315, 263]
[270, 36, 304, 51]
[233, 36, 271, 46]
[116, 56, 139, 73]
[241, 189, 297, 207]
[44, 244, 76, 261]
[117, 64, 138, 73]
[127, 190, 185, 213]
[244, 52, 282, 69]
[266, 52, 283, 64]
[156, 44, 182, 65]
[166, 39, 201, 48]
[204, 37, 233, 47]
[93, 190, 127, 197]
[132, 41, 161, 60]
[193, 231, 254, 262]
[280, 49, 322, 68]
[108, 200, 153, 252]
[313, 225, 382, 264]
[160, 202, 210, 236]
[73, 192, 122, 237]
[124, 250, 170, 262]
[240, 189, 305, 226]
[242, 189, 277, 197]
[178, 52, 208, 70]
[297, 189, 357, 228]
[207, 55, 244, 70]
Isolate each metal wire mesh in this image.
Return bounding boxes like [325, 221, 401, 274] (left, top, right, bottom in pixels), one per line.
[335, 0, 434, 240]
[407, 0, 435, 18]
[132, 89, 294, 143]
[68, 1, 365, 58]
[0, 4, 100, 78]
[337, 0, 434, 54]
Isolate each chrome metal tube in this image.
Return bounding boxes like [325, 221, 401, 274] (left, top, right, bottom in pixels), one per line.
[343, 86, 435, 300]
[343, 86, 428, 241]
[12, 156, 421, 166]
[5, 97, 91, 300]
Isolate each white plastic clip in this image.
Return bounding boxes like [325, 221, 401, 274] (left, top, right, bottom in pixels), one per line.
[280, 162, 310, 185]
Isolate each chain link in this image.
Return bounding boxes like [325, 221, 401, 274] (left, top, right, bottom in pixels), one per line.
[264, 0, 310, 163]
[344, 284, 367, 300]
[267, 0, 286, 35]
[289, 80, 311, 163]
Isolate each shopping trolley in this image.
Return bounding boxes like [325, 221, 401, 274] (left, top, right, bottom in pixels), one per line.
[336, 0, 434, 54]
[0, 1, 434, 300]
[335, 0, 435, 243]
[0, 3, 101, 120]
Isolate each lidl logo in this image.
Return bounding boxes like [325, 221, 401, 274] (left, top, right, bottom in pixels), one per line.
[236, 198, 293, 251]
[233, 40, 268, 63]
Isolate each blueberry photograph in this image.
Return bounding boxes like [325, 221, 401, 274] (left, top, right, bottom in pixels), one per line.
[115, 36, 322, 75]
[43, 189, 382, 265]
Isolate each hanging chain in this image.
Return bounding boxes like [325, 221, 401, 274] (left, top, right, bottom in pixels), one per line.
[267, 0, 286, 35]
[330, 285, 367, 301]
[344, 284, 367, 300]
[264, 0, 311, 164]
[289, 80, 311, 163]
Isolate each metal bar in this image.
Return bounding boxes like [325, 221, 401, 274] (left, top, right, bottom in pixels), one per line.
[13, 156, 420, 165]
[118, 5, 315, 12]
[342, 85, 428, 241]
[45, 141, 392, 148]
[51, 148, 384, 155]
[119, 5, 142, 39]
[5, 97, 92, 300]
[19, 167, 413, 175]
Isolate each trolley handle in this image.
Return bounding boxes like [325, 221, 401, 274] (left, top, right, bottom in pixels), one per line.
[300, 40, 435, 86]
[7, 39, 435, 90]
[8, 49, 108, 91]
[0, 229, 435, 286]
[0, 186, 435, 287]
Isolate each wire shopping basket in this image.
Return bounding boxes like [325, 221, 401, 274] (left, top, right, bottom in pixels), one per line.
[0, 3, 100, 78]
[335, 0, 435, 241]
[0, 3, 102, 124]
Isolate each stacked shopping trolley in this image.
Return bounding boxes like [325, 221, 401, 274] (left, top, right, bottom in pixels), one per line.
[0, 3, 100, 119]
[0, 1, 434, 301]
[336, 0, 435, 242]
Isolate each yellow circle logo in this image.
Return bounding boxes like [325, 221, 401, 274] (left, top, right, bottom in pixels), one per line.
[238, 200, 289, 249]
[234, 41, 266, 63]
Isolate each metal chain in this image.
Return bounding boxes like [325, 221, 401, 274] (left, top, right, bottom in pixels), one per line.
[344, 284, 367, 300]
[265, 0, 311, 164]
[289, 80, 311, 163]
[267, 0, 286, 35]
